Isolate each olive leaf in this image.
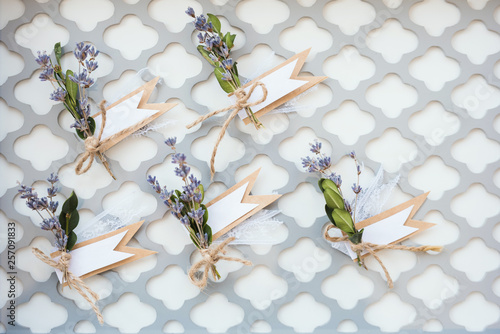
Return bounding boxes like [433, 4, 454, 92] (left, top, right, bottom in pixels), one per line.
[331, 209, 355, 235]
[62, 191, 78, 212]
[203, 224, 213, 246]
[214, 67, 235, 93]
[197, 45, 218, 67]
[319, 178, 341, 196]
[207, 14, 222, 35]
[54, 42, 62, 66]
[59, 191, 80, 251]
[324, 188, 344, 210]
[67, 231, 77, 252]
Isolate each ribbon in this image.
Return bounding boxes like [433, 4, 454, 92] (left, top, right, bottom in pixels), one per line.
[186, 82, 268, 180]
[188, 236, 252, 290]
[324, 225, 443, 288]
[32, 248, 104, 325]
[74, 101, 115, 179]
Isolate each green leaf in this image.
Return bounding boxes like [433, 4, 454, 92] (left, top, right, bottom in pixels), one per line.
[62, 191, 78, 213]
[214, 67, 234, 93]
[197, 45, 218, 67]
[203, 224, 213, 246]
[67, 210, 79, 234]
[58, 211, 66, 229]
[324, 188, 343, 210]
[175, 190, 182, 198]
[325, 205, 335, 226]
[54, 42, 62, 66]
[87, 116, 96, 135]
[232, 62, 241, 86]
[76, 117, 95, 139]
[66, 231, 77, 251]
[223, 32, 234, 49]
[320, 178, 341, 196]
[348, 229, 363, 244]
[201, 204, 209, 226]
[190, 233, 200, 249]
[65, 70, 78, 100]
[198, 184, 205, 203]
[331, 209, 355, 235]
[207, 13, 221, 35]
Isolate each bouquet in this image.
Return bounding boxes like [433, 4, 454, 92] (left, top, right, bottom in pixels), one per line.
[148, 137, 252, 289]
[18, 174, 103, 323]
[302, 142, 442, 288]
[36, 42, 115, 179]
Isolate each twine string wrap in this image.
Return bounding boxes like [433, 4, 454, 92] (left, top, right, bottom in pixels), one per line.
[32, 247, 104, 325]
[188, 236, 252, 290]
[186, 81, 268, 180]
[74, 101, 115, 179]
[324, 225, 443, 288]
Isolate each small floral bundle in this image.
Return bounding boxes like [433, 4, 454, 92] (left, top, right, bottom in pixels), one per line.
[302, 143, 365, 262]
[36, 42, 114, 179]
[19, 174, 103, 323]
[302, 142, 443, 288]
[148, 137, 212, 251]
[18, 173, 79, 252]
[148, 137, 251, 289]
[186, 7, 261, 127]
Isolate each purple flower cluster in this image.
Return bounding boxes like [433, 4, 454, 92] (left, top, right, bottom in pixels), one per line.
[301, 141, 363, 197]
[301, 141, 339, 183]
[147, 137, 208, 248]
[35, 42, 99, 135]
[18, 173, 67, 251]
[186, 7, 237, 83]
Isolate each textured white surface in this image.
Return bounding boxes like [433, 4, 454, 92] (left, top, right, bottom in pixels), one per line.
[0, 0, 499, 333]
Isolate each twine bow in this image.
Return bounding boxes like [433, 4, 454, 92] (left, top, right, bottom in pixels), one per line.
[324, 225, 442, 288]
[32, 247, 104, 325]
[188, 236, 252, 290]
[74, 101, 115, 179]
[186, 82, 268, 180]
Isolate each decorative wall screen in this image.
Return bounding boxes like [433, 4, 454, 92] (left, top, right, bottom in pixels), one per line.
[1, 0, 499, 333]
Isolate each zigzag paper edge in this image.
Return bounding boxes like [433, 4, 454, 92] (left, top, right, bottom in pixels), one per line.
[240, 49, 327, 124]
[93, 76, 177, 152]
[355, 192, 435, 249]
[207, 168, 281, 240]
[52, 220, 156, 283]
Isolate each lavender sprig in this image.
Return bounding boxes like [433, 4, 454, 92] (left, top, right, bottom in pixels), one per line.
[18, 174, 67, 251]
[186, 7, 262, 128]
[301, 141, 364, 248]
[147, 137, 212, 251]
[35, 42, 99, 138]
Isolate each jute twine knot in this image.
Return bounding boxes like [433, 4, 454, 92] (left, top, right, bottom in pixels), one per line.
[75, 101, 110, 177]
[188, 236, 252, 290]
[324, 225, 443, 288]
[32, 247, 104, 324]
[186, 81, 268, 180]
